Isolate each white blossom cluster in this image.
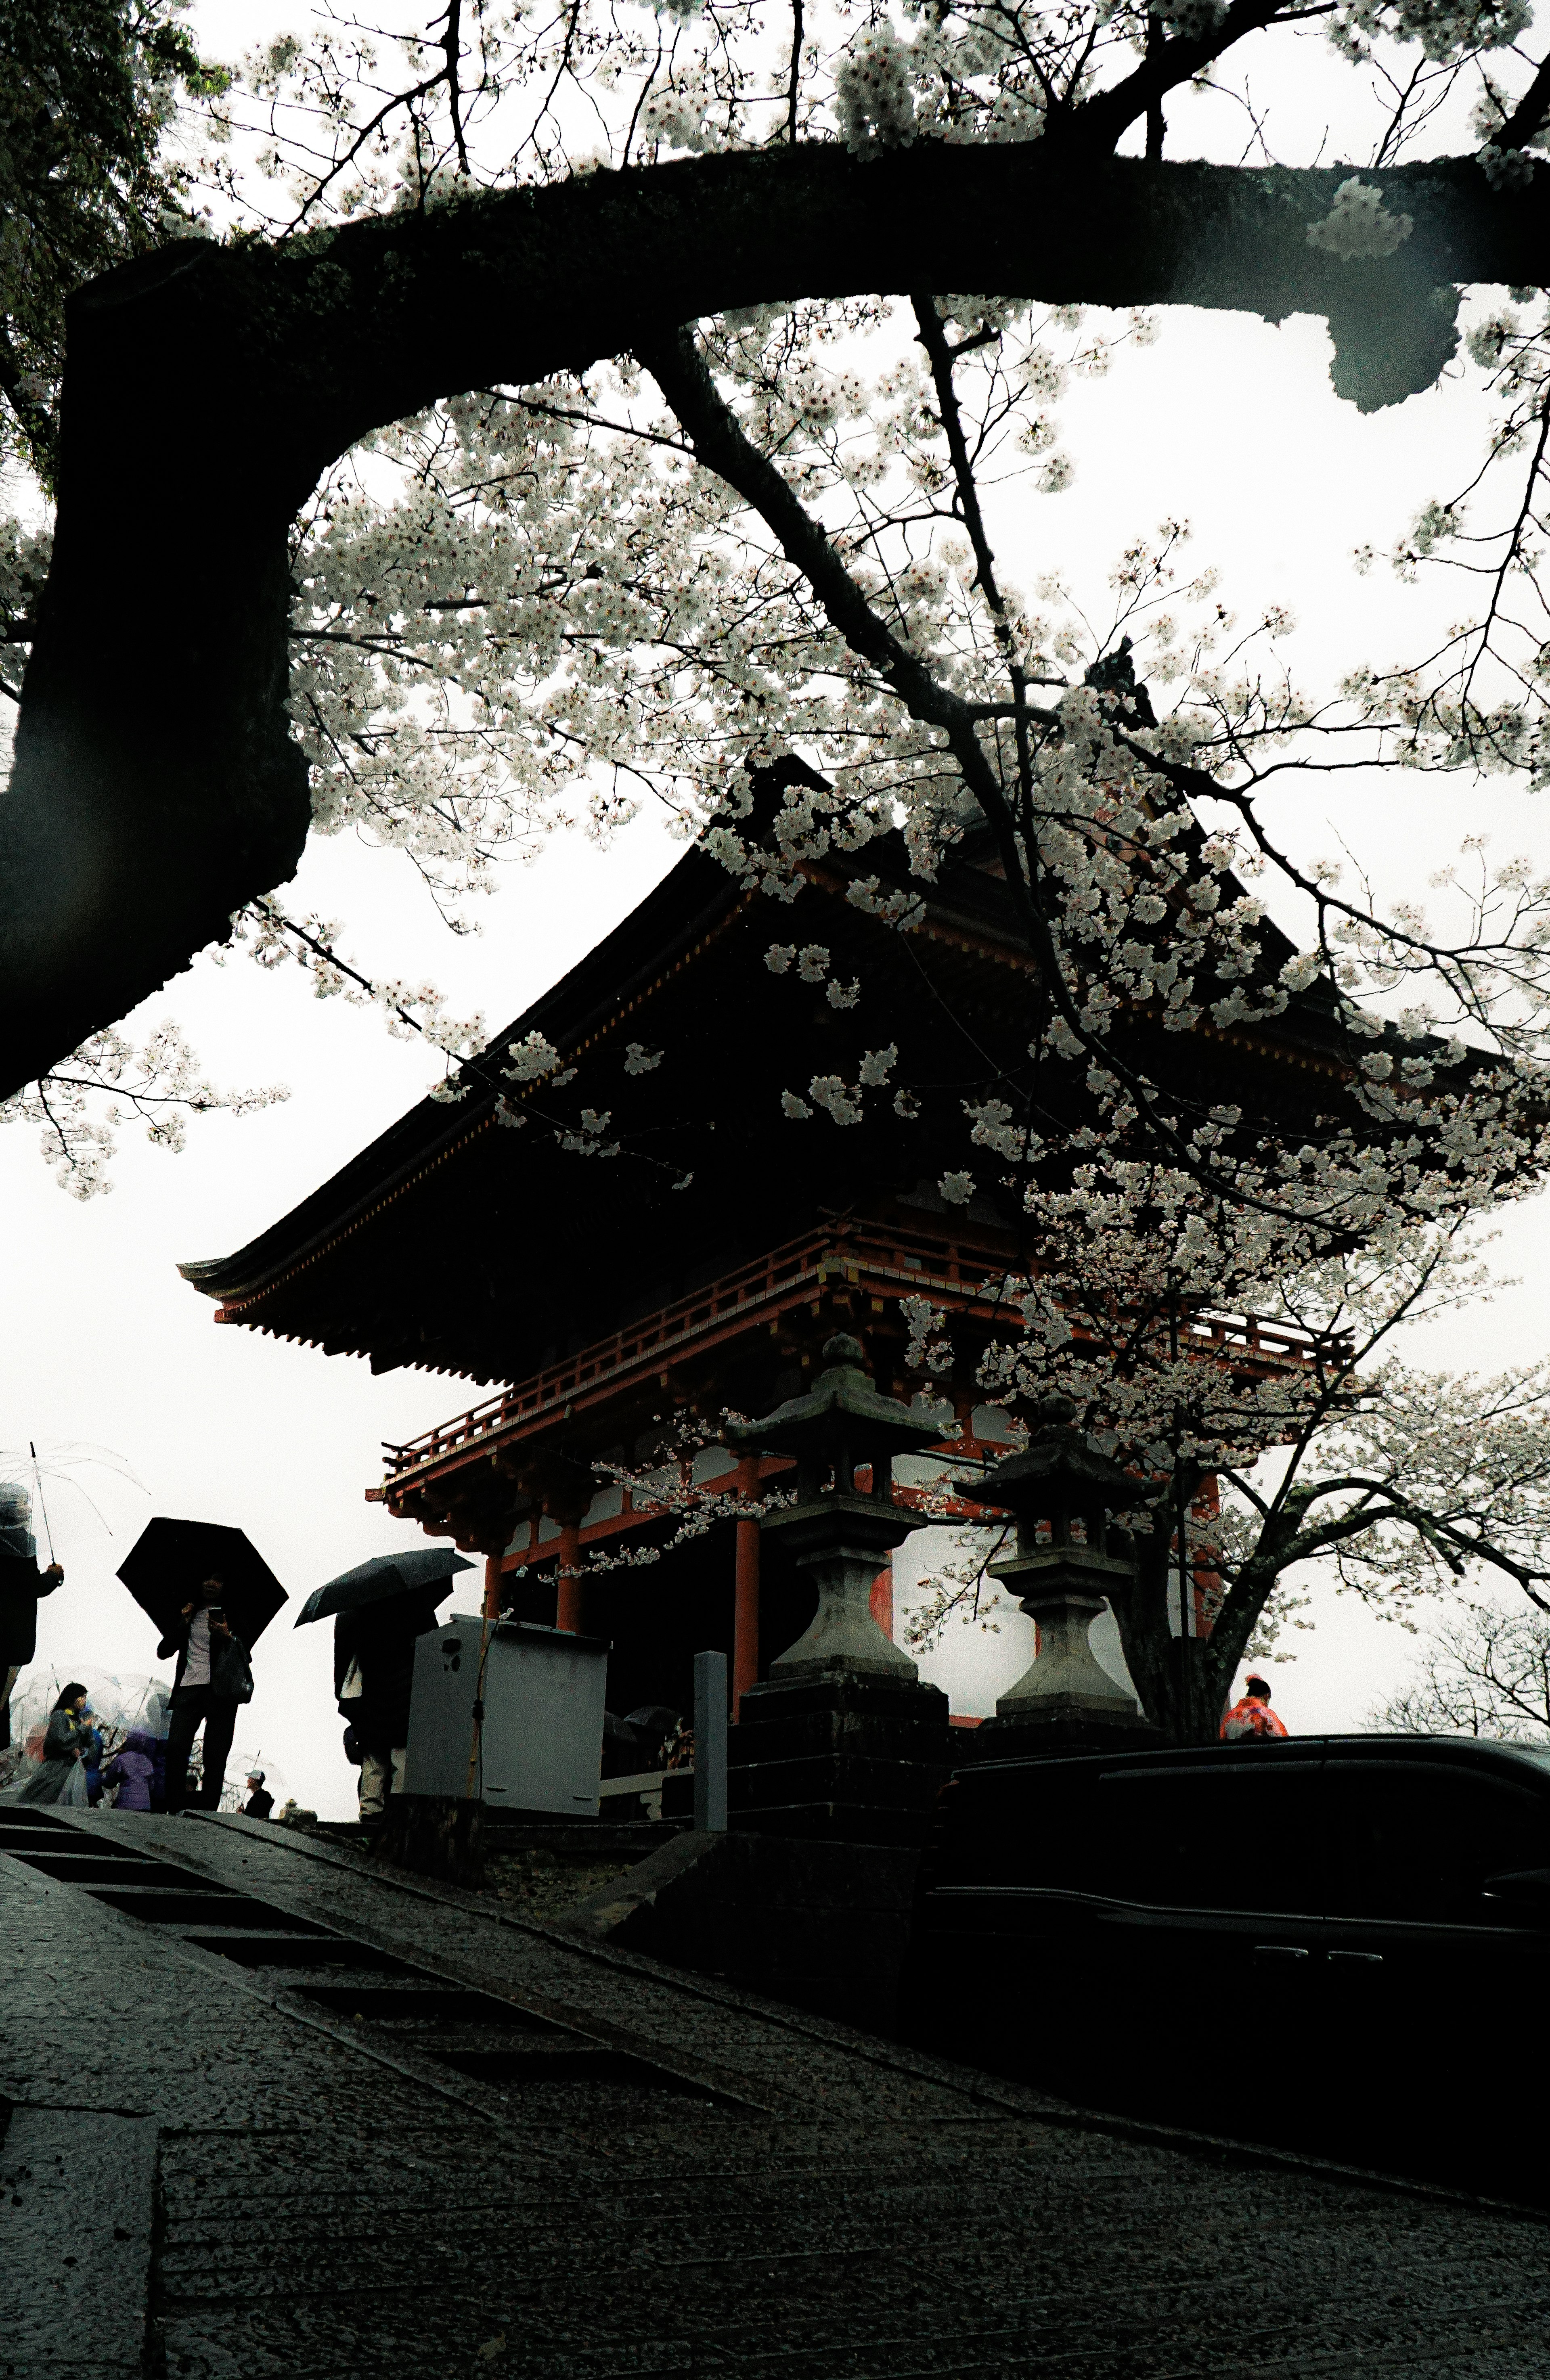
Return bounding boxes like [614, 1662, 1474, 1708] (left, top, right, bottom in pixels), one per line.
[834, 23, 920, 152]
[1328, 0, 1528, 63]
[505, 1030, 562, 1083]
[1305, 177, 1414, 261]
[0, 1025, 287, 1199]
[230, 901, 488, 1074]
[907, 1168, 1550, 1714]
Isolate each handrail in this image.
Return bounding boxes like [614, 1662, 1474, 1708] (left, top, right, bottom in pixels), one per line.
[379, 1218, 1340, 1488]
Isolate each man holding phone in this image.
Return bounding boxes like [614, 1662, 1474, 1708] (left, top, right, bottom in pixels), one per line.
[158, 1574, 245, 1812]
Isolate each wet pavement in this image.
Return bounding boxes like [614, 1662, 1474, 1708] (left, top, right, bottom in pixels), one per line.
[2, 1805, 1546, 2377]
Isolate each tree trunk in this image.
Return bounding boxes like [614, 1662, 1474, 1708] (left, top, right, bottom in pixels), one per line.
[7, 148, 1547, 1093]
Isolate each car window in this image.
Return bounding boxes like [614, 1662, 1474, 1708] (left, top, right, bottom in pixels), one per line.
[1094, 1761, 1325, 1915]
[1328, 1761, 1550, 1926]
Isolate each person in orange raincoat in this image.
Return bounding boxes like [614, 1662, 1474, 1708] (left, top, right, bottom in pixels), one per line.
[1220, 1675, 1289, 1741]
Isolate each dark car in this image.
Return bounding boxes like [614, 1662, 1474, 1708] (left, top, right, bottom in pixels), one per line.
[900, 1733, 1550, 2196]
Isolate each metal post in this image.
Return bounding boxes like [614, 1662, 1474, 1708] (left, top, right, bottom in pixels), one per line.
[693, 1648, 728, 1833]
[732, 1452, 761, 1720]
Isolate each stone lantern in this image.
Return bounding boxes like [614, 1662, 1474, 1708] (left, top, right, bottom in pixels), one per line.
[965, 1396, 1154, 1749]
[725, 1332, 941, 1684]
[722, 1333, 952, 1842]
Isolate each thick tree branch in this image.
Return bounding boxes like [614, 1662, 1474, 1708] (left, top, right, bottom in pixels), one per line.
[1496, 52, 1550, 151]
[6, 140, 1545, 1096]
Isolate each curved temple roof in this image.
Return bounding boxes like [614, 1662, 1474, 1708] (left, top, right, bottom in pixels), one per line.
[180, 810, 1368, 1387]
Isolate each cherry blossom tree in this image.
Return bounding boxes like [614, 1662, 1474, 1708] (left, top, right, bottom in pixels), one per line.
[7, 0, 1550, 1127]
[890, 1164, 1550, 1735]
[6, 9, 1550, 1695]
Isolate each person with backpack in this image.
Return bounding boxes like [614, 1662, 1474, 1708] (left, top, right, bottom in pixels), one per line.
[157, 1574, 253, 1811]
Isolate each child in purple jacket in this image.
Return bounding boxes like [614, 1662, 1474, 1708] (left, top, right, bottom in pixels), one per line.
[101, 1728, 157, 1811]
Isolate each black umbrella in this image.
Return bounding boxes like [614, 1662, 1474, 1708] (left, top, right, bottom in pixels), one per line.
[293, 1547, 474, 1629]
[117, 1518, 287, 1648]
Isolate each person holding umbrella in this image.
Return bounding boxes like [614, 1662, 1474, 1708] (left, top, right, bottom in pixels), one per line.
[119, 1513, 283, 1809]
[335, 1584, 447, 1821]
[296, 1548, 472, 1824]
[118, 1519, 282, 1813]
[158, 1576, 251, 1812]
[0, 1486, 63, 1753]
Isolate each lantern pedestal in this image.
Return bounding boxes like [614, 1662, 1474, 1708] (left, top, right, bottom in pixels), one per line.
[723, 1337, 958, 1844]
[970, 1550, 1160, 1760]
[728, 1671, 951, 1846]
[984, 1545, 1153, 1738]
[729, 1490, 950, 1844]
[763, 1492, 922, 1685]
[955, 1400, 1165, 1760]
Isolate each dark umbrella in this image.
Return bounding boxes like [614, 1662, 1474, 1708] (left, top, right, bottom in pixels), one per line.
[293, 1547, 473, 1629]
[117, 1518, 287, 1648]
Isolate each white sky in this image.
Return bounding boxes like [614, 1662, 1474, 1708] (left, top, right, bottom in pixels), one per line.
[6, 6, 1549, 1811]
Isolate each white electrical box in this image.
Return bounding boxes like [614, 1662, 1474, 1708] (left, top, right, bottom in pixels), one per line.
[401, 1614, 609, 1814]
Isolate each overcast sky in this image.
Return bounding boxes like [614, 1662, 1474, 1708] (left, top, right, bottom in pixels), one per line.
[6, 8, 1548, 1812]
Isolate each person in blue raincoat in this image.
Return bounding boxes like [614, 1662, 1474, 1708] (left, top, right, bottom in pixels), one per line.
[101, 1728, 158, 1811]
[79, 1705, 104, 1804]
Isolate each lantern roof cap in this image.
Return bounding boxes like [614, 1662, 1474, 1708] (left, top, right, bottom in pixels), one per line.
[726, 1333, 949, 1459]
[974, 1398, 1137, 1509]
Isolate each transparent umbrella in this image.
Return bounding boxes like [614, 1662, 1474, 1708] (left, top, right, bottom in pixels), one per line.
[0, 1665, 173, 1799]
[7, 1666, 172, 1751]
[0, 1440, 146, 1560]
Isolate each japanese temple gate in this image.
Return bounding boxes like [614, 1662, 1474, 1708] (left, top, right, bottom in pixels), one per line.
[184, 790, 1350, 1727]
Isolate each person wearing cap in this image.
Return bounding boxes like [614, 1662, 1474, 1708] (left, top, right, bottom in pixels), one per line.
[0, 1486, 63, 1754]
[1220, 1675, 1290, 1741]
[243, 1771, 274, 1820]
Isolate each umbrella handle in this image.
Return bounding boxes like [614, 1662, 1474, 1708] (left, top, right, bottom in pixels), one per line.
[28, 1443, 56, 1566]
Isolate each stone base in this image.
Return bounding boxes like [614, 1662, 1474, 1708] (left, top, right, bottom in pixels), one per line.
[557, 1829, 924, 2030]
[371, 1792, 486, 1888]
[965, 1705, 1165, 1763]
[729, 1673, 951, 1847]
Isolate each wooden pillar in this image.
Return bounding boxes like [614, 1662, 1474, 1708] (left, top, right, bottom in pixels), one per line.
[483, 1554, 503, 1624]
[732, 1452, 761, 1720]
[554, 1518, 584, 1633]
[869, 1554, 894, 1643]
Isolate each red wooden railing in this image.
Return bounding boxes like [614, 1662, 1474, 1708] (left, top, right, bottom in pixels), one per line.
[379, 1218, 1335, 1489]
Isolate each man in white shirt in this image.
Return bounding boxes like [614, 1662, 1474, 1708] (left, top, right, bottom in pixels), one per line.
[158, 1576, 242, 1811]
